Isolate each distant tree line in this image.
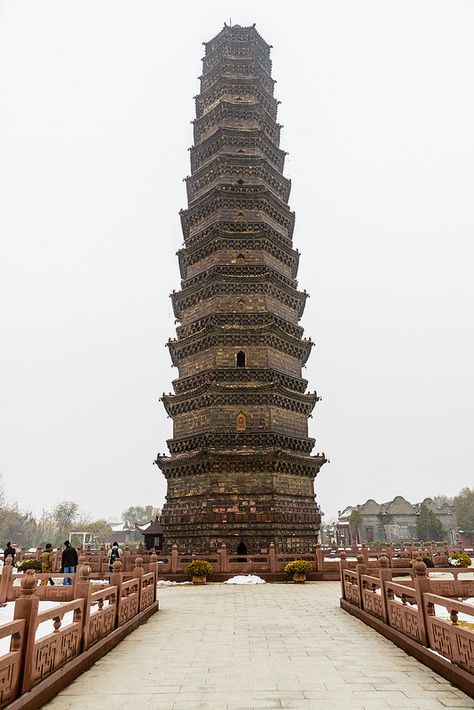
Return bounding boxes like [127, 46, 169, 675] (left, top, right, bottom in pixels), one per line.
[433, 488, 474, 534]
[0, 476, 160, 548]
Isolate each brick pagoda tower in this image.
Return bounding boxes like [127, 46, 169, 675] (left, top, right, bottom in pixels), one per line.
[156, 24, 326, 554]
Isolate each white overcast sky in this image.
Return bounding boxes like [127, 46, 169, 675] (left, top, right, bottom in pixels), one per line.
[1, 1, 473, 523]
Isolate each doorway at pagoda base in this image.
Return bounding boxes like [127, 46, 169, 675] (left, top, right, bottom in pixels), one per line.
[236, 541, 248, 561]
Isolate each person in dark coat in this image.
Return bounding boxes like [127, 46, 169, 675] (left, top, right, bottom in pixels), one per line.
[3, 542, 16, 562]
[61, 540, 78, 585]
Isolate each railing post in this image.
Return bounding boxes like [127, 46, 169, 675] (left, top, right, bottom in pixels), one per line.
[339, 551, 348, 599]
[171, 544, 179, 574]
[377, 554, 391, 623]
[133, 556, 144, 610]
[149, 553, 158, 600]
[412, 558, 430, 646]
[217, 544, 225, 573]
[221, 544, 229, 573]
[269, 542, 277, 574]
[14, 570, 40, 693]
[98, 544, 107, 574]
[0, 556, 14, 605]
[74, 559, 92, 650]
[123, 545, 131, 573]
[386, 543, 393, 567]
[110, 559, 123, 626]
[356, 553, 367, 608]
[315, 544, 323, 573]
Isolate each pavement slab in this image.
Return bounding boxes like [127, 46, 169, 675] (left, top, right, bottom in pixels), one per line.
[44, 582, 474, 710]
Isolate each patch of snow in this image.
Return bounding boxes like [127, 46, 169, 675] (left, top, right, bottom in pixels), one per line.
[435, 598, 474, 624]
[224, 575, 266, 585]
[157, 580, 191, 587]
[0, 601, 70, 656]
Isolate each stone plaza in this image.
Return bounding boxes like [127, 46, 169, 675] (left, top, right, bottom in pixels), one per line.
[45, 582, 474, 710]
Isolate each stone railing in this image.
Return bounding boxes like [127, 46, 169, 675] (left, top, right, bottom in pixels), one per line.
[340, 554, 474, 696]
[127, 544, 414, 579]
[0, 556, 159, 708]
[2, 540, 471, 566]
[3, 541, 471, 582]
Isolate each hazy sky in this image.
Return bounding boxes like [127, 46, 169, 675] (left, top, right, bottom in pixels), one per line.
[1, 1, 473, 524]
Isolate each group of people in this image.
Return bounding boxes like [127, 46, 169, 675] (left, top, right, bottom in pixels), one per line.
[3, 540, 123, 585]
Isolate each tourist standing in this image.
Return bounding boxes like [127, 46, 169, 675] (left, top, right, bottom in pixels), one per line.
[61, 540, 78, 585]
[108, 541, 122, 571]
[41, 543, 55, 585]
[3, 542, 16, 562]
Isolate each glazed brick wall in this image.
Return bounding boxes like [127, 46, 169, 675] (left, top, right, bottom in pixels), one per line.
[185, 248, 293, 279]
[272, 473, 315, 497]
[177, 346, 302, 379]
[180, 295, 221, 325]
[166, 471, 274, 501]
[270, 406, 308, 437]
[173, 405, 269, 437]
[180, 293, 268, 324]
[173, 409, 212, 437]
[267, 349, 302, 378]
[265, 295, 299, 323]
[166, 473, 209, 499]
[215, 346, 267, 368]
[172, 404, 307, 438]
[217, 293, 267, 313]
[213, 405, 268, 431]
[168, 476, 314, 504]
[177, 348, 215, 378]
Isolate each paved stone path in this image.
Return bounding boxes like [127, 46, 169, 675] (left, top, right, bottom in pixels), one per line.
[45, 582, 474, 709]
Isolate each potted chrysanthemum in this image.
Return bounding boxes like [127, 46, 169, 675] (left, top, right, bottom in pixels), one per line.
[186, 559, 213, 584]
[449, 551, 472, 568]
[284, 559, 313, 583]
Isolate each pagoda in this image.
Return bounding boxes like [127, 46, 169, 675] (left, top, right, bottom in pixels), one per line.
[155, 24, 326, 554]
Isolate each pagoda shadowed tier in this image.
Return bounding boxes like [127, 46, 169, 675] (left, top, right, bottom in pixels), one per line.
[156, 24, 326, 554]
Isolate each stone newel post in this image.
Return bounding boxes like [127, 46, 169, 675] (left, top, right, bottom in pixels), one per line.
[377, 555, 391, 623]
[74, 558, 92, 649]
[269, 543, 277, 574]
[412, 558, 431, 646]
[110, 559, 123, 626]
[339, 550, 348, 600]
[149, 554, 158, 600]
[14, 570, 40, 693]
[218, 544, 228, 574]
[0, 556, 14, 605]
[356, 553, 367, 606]
[133, 556, 144, 608]
[171, 544, 179, 574]
[315, 544, 324, 572]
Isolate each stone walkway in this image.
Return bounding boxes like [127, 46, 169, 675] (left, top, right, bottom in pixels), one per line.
[45, 582, 474, 709]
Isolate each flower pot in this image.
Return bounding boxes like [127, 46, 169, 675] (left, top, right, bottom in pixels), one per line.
[192, 575, 207, 585]
[292, 572, 306, 583]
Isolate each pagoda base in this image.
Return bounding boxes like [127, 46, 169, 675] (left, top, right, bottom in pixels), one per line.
[161, 518, 321, 555]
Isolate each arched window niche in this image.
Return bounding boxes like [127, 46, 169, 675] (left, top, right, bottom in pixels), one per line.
[237, 299, 246, 312]
[236, 350, 246, 367]
[236, 411, 247, 432]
